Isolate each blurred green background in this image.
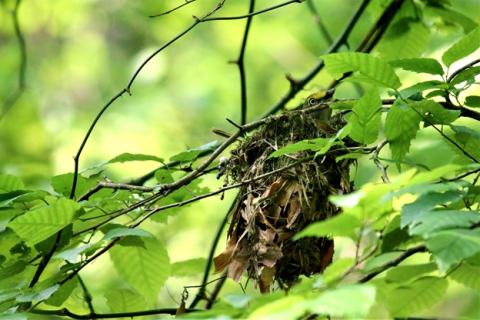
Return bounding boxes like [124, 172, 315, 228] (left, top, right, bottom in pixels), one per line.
[1, 0, 479, 317]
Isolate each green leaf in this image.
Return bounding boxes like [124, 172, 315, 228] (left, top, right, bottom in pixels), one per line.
[410, 100, 460, 124]
[442, 26, 480, 67]
[409, 210, 480, 236]
[294, 214, 361, 240]
[170, 140, 219, 163]
[398, 80, 447, 98]
[102, 227, 154, 241]
[449, 125, 480, 163]
[8, 198, 80, 246]
[0, 175, 24, 193]
[363, 252, 403, 273]
[426, 229, 480, 271]
[401, 190, 464, 228]
[450, 262, 480, 290]
[109, 237, 170, 302]
[322, 52, 401, 89]
[450, 66, 480, 85]
[385, 100, 421, 161]
[385, 276, 447, 317]
[307, 284, 376, 318]
[45, 277, 78, 307]
[322, 258, 355, 283]
[348, 90, 382, 144]
[107, 153, 164, 164]
[171, 258, 207, 277]
[386, 263, 437, 283]
[390, 58, 444, 75]
[223, 294, 252, 309]
[268, 138, 330, 159]
[51, 173, 97, 198]
[16, 285, 60, 303]
[465, 96, 480, 108]
[105, 288, 147, 312]
[377, 19, 430, 60]
[249, 295, 306, 320]
[426, 5, 478, 33]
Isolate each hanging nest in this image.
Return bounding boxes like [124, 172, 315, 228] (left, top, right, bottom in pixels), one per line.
[214, 108, 356, 292]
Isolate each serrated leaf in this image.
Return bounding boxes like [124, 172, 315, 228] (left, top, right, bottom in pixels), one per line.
[390, 58, 444, 75]
[409, 210, 480, 236]
[449, 125, 480, 163]
[348, 90, 382, 144]
[294, 214, 361, 240]
[107, 153, 164, 164]
[102, 227, 154, 241]
[8, 198, 80, 246]
[109, 237, 170, 302]
[450, 262, 480, 289]
[307, 284, 376, 318]
[45, 277, 78, 307]
[385, 100, 421, 161]
[377, 19, 430, 60]
[249, 295, 306, 320]
[450, 66, 480, 85]
[465, 96, 480, 108]
[105, 288, 147, 312]
[410, 100, 460, 124]
[171, 258, 207, 277]
[322, 52, 401, 89]
[0, 175, 24, 193]
[386, 263, 437, 283]
[442, 27, 480, 67]
[401, 190, 464, 228]
[399, 80, 447, 98]
[426, 229, 480, 271]
[385, 276, 447, 317]
[170, 140, 219, 163]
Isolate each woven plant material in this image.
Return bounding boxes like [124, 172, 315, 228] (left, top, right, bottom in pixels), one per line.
[214, 109, 355, 292]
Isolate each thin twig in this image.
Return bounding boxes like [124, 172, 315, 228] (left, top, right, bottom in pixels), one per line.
[359, 245, 427, 282]
[77, 275, 95, 314]
[150, 0, 198, 18]
[236, 0, 256, 125]
[0, 0, 27, 122]
[30, 307, 199, 319]
[260, 0, 371, 117]
[190, 197, 238, 308]
[306, 0, 333, 45]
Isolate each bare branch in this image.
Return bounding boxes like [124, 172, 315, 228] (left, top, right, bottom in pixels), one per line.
[150, 0, 199, 18]
[0, 0, 27, 122]
[306, 0, 334, 45]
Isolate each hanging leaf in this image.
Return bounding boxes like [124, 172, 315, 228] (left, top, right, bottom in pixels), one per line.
[442, 26, 480, 67]
[465, 96, 480, 108]
[384, 100, 421, 162]
[449, 262, 480, 290]
[109, 237, 171, 302]
[107, 153, 164, 164]
[8, 198, 80, 246]
[105, 288, 147, 312]
[390, 58, 444, 75]
[426, 228, 480, 272]
[348, 89, 382, 144]
[385, 276, 447, 317]
[322, 52, 401, 89]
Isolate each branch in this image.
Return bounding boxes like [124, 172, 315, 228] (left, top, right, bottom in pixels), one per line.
[30, 307, 199, 319]
[0, 0, 27, 122]
[260, 0, 371, 117]
[359, 245, 427, 283]
[77, 275, 95, 314]
[149, 0, 198, 18]
[306, 0, 334, 45]
[447, 58, 480, 83]
[236, 0, 256, 125]
[189, 198, 237, 308]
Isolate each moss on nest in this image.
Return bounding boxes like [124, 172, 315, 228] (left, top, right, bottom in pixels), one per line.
[214, 109, 355, 292]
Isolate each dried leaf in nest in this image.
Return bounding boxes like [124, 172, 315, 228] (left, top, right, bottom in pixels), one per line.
[215, 111, 356, 292]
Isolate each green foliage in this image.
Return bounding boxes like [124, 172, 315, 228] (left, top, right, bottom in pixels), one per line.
[1, 1, 479, 319]
[322, 52, 401, 89]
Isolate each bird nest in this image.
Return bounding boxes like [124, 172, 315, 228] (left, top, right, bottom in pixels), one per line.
[214, 109, 355, 292]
